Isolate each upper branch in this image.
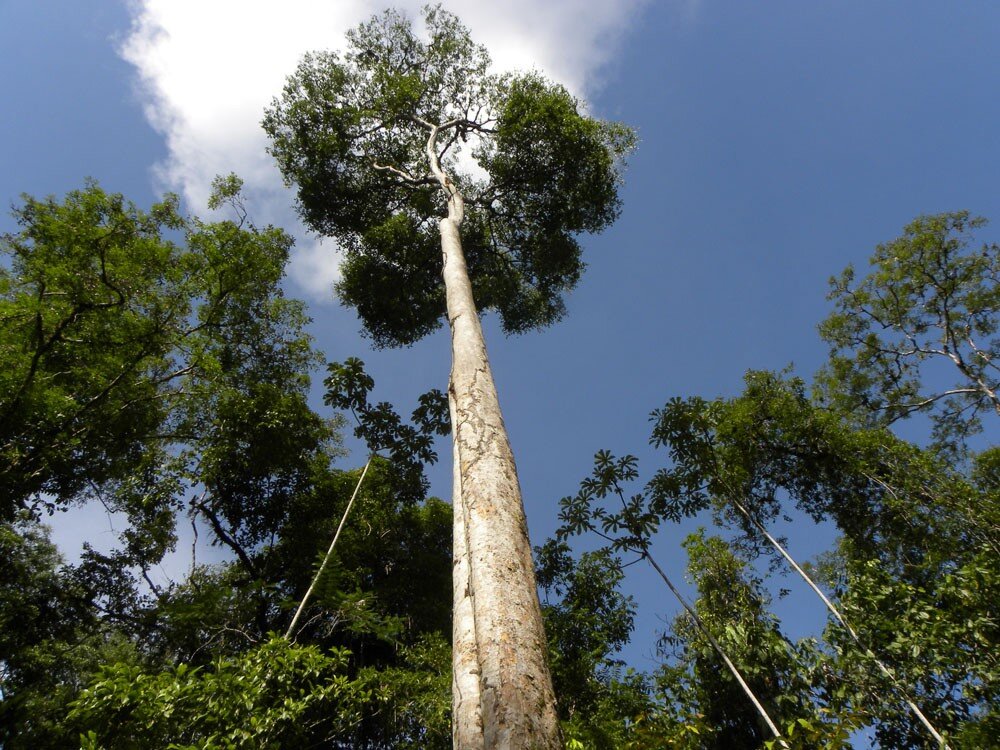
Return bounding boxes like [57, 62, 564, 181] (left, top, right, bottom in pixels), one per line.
[371, 161, 435, 187]
[424, 123, 464, 224]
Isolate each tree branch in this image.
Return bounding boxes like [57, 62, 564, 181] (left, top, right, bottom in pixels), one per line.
[194, 497, 259, 578]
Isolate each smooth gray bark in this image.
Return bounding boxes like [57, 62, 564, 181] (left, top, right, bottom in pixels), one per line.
[428, 128, 562, 749]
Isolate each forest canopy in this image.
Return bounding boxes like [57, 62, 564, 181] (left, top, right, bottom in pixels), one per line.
[2, 174, 995, 748]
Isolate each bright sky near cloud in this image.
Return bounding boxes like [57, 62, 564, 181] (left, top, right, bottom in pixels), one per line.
[120, 0, 648, 296]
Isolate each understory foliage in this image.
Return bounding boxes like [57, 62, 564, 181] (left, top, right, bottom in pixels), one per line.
[535, 540, 655, 749]
[0, 182, 456, 749]
[558, 374, 997, 747]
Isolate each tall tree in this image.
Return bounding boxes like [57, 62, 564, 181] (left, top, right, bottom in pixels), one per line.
[264, 7, 634, 747]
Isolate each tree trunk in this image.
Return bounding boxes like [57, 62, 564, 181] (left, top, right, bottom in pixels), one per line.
[440, 209, 562, 748]
[450, 390, 485, 750]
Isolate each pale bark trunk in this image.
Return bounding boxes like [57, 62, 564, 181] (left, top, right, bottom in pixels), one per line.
[451, 390, 485, 750]
[424, 123, 560, 749]
[441, 214, 562, 748]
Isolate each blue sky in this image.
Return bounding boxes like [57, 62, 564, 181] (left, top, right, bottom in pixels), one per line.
[2, 0, 999, 673]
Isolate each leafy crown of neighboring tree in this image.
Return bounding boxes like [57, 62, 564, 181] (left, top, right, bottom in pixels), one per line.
[817, 211, 1000, 454]
[554, 213, 1000, 747]
[0, 180, 459, 748]
[0, 176, 340, 569]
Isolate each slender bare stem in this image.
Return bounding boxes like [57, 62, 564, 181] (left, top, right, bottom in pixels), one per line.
[285, 457, 372, 640]
[730, 498, 950, 749]
[641, 549, 790, 748]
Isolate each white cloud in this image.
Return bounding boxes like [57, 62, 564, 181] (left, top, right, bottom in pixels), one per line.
[121, 0, 649, 302]
[288, 235, 344, 299]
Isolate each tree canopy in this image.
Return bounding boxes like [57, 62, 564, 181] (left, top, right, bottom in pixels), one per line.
[264, 6, 634, 347]
[817, 211, 1000, 454]
[0, 177, 328, 552]
[0, 181, 456, 748]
